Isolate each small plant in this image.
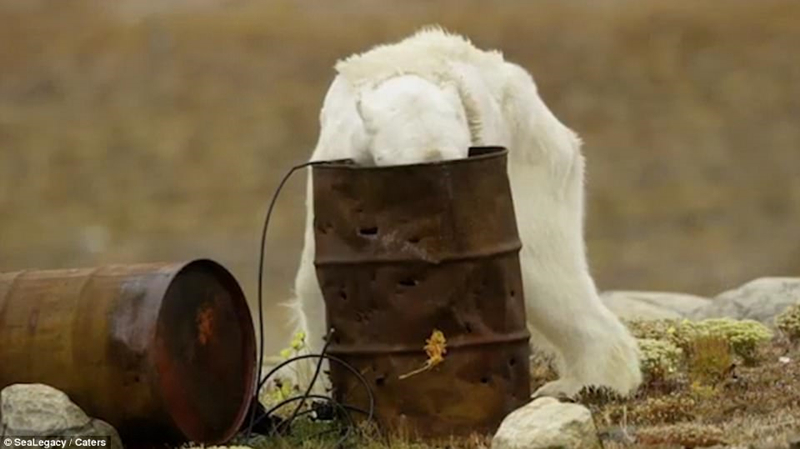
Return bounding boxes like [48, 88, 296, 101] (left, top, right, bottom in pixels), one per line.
[260, 331, 308, 409]
[638, 338, 684, 384]
[626, 318, 684, 341]
[687, 334, 734, 386]
[260, 378, 299, 409]
[688, 380, 718, 402]
[683, 318, 773, 365]
[776, 302, 800, 342]
[626, 318, 696, 351]
[529, 349, 559, 388]
[280, 331, 307, 359]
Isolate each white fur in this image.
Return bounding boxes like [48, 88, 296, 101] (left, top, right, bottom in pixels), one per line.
[286, 27, 642, 398]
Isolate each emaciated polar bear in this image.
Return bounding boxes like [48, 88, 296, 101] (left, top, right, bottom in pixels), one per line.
[287, 27, 642, 398]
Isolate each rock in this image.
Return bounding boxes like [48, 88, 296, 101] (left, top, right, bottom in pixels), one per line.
[601, 290, 712, 320]
[1, 384, 90, 433]
[691, 277, 800, 325]
[491, 397, 601, 449]
[788, 432, 800, 449]
[1, 384, 123, 449]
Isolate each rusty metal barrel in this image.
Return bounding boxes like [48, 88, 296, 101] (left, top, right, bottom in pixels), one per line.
[0, 259, 256, 445]
[312, 146, 531, 438]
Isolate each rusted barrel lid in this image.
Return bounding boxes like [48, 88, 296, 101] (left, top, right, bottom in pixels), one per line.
[151, 259, 257, 444]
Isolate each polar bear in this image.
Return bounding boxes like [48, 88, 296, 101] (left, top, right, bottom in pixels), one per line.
[285, 26, 642, 399]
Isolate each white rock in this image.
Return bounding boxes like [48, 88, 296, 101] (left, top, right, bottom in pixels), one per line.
[1, 384, 123, 449]
[691, 277, 800, 325]
[601, 290, 712, 321]
[491, 397, 601, 449]
[1, 383, 90, 433]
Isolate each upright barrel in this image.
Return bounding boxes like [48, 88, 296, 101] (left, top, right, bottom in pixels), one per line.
[312, 147, 531, 438]
[0, 259, 256, 445]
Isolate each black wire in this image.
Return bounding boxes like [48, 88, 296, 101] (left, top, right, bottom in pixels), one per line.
[246, 157, 372, 443]
[248, 160, 316, 439]
[278, 328, 335, 433]
[256, 352, 376, 421]
[249, 346, 376, 446]
[255, 353, 376, 427]
[253, 357, 371, 446]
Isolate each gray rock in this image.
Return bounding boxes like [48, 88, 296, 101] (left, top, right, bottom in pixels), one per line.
[601, 290, 712, 321]
[789, 432, 800, 449]
[491, 397, 601, 449]
[1, 384, 123, 449]
[1, 384, 90, 434]
[691, 277, 800, 325]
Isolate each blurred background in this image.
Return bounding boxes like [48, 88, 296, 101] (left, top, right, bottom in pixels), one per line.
[1, 0, 798, 357]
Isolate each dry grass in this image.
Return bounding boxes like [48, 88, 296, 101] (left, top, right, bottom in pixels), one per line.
[686, 334, 733, 386]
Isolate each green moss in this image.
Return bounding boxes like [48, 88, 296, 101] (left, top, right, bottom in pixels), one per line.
[627, 318, 772, 366]
[681, 318, 773, 365]
[638, 338, 684, 383]
[626, 319, 682, 340]
[776, 302, 800, 342]
[626, 319, 694, 350]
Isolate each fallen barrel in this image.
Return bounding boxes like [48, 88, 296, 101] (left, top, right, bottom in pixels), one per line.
[312, 146, 531, 438]
[0, 259, 256, 445]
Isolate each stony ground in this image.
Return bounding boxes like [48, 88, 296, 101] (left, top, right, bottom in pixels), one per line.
[590, 339, 800, 448]
[235, 315, 800, 449]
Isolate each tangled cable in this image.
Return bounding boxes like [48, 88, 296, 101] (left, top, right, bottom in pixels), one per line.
[243, 159, 375, 446]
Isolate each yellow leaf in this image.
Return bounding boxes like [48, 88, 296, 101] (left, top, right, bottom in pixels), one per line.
[399, 329, 447, 380]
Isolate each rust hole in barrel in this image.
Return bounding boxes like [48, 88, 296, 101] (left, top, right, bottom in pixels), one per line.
[375, 375, 386, 387]
[465, 322, 473, 334]
[480, 376, 490, 384]
[408, 236, 421, 244]
[398, 278, 418, 287]
[359, 226, 379, 236]
[509, 357, 517, 367]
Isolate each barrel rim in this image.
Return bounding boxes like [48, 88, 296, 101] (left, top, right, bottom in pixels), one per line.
[312, 146, 507, 171]
[150, 258, 256, 445]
